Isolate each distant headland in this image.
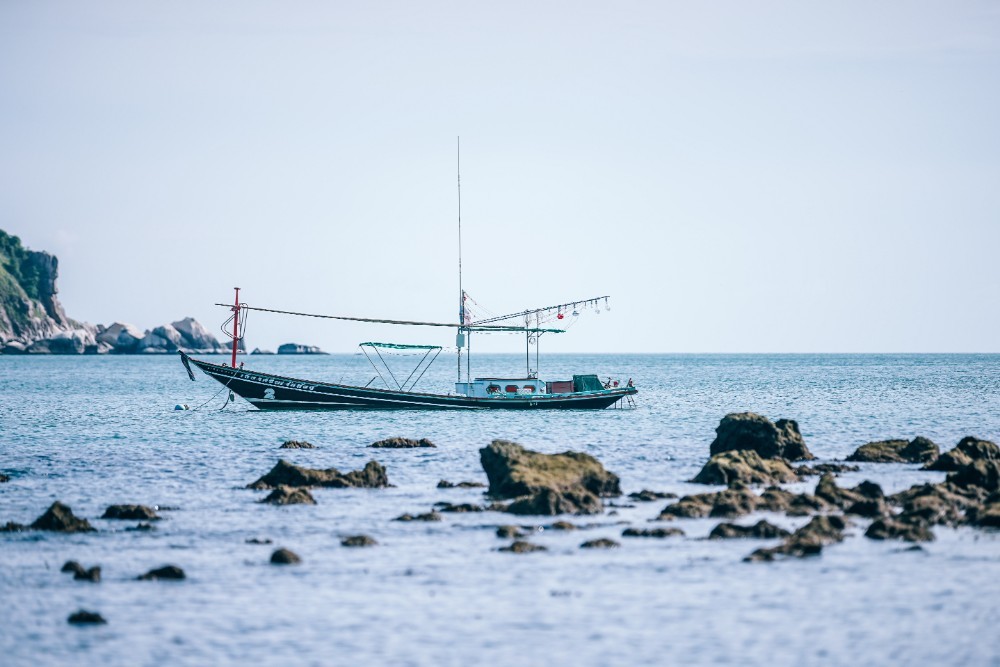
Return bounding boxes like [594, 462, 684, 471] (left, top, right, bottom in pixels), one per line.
[0, 229, 323, 355]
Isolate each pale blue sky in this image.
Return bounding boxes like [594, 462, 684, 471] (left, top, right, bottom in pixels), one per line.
[2, 1, 998, 352]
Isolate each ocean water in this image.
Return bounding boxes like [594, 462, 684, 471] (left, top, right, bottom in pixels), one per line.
[1, 353, 998, 666]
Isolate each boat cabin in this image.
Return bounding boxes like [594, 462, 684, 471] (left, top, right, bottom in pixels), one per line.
[455, 378, 547, 398]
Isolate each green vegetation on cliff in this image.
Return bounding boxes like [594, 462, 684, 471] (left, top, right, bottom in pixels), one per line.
[0, 230, 44, 302]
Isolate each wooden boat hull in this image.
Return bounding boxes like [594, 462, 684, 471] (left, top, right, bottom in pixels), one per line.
[181, 353, 636, 410]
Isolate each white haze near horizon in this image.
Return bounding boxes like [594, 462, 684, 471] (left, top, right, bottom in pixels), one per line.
[1, 1, 998, 354]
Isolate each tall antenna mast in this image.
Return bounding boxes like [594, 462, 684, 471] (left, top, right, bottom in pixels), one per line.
[456, 136, 463, 382]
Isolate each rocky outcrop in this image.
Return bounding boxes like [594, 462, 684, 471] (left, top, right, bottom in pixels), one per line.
[30, 501, 94, 533]
[709, 412, 814, 461]
[709, 520, 791, 540]
[0, 473, 8, 483]
[278, 343, 327, 355]
[925, 437, 999, 471]
[479, 440, 620, 516]
[341, 535, 377, 547]
[369, 437, 436, 449]
[259, 486, 317, 505]
[75, 566, 101, 582]
[865, 517, 935, 542]
[497, 525, 526, 538]
[247, 459, 389, 490]
[61, 561, 86, 576]
[435, 502, 484, 513]
[846, 437, 939, 464]
[580, 538, 620, 549]
[627, 489, 677, 501]
[137, 565, 186, 580]
[102, 505, 160, 520]
[691, 450, 800, 486]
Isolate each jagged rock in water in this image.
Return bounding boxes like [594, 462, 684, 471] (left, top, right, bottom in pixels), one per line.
[745, 515, 848, 562]
[246, 538, 273, 544]
[709, 520, 791, 540]
[101, 504, 160, 520]
[691, 450, 800, 487]
[250, 347, 275, 355]
[505, 488, 603, 516]
[270, 548, 301, 564]
[890, 482, 985, 526]
[709, 412, 814, 461]
[137, 565, 186, 580]
[67, 610, 107, 625]
[846, 437, 939, 464]
[247, 459, 389, 490]
[580, 538, 620, 549]
[925, 437, 999, 471]
[30, 502, 94, 533]
[61, 560, 85, 576]
[628, 489, 677, 502]
[95, 322, 144, 352]
[948, 459, 1000, 493]
[0, 521, 26, 532]
[126, 522, 155, 532]
[393, 511, 442, 522]
[496, 525, 526, 539]
[498, 540, 547, 553]
[621, 527, 685, 538]
[479, 440, 620, 516]
[865, 517, 935, 542]
[814, 473, 868, 509]
[369, 437, 436, 448]
[437, 480, 486, 488]
[341, 535, 378, 547]
[259, 486, 317, 505]
[971, 498, 1000, 528]
[0, 473, 8, 483]
[279, 440, 316, 449]
[795, 463, 860, 476]
[74, 566, 101, 582]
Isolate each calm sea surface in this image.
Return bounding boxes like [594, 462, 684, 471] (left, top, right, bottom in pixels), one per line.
[1, 354, 998, 666]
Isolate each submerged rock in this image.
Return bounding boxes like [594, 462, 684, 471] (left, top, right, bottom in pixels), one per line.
[74, 566, 101, 582]
[270, 548, 301, 564]
[479, 440, 620, 516]
[709, 520, 791, 540]
[0, 521, 26, 532]
[279, 440, 316, 449]
[627, 489, 677, 502]
[691, 450, 799, 487]
[709, 412, 814, 461]
[126, 522, 155, 532]
[437, 480, 486, 488]
[795, 463, 860, 476]
[0, 473, 8, 483]
[745, 515, 848, 562]
[248, 459, 389, 490]
[393, 511, 442, 522]
[246, 538, 273, 544]
[102, 504, 160, 521]
[580, 538, 620, 549]
[341, 535, 378, 547]
[68, 610, 107, 625]
[137, 565, 186, 580]
[370, 437, 436, 448]
[435, 502, 484, 513]
[549, 520, 577, 531]
[621, 527, 685, 538]
[498, 540, 547, 553]
[496, 525, 526, 539]
[925, 437, 999, 472]
[847, 437, 939, 464]
[30, 502, 94, 533]
[259, 486, 317, 505]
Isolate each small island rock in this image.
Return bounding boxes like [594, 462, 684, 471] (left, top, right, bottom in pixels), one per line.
[709, 412, 814, 461]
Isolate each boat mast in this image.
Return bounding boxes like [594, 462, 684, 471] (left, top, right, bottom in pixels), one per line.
[456, 136, 464, 383]
[231, 286, 240, 368]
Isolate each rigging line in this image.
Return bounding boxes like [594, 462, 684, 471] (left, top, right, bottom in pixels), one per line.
[471, 295, 612, 325]
[212, 304, 565, 333]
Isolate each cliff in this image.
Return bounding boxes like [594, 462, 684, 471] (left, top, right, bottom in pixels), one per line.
[0, 230, 76, 347]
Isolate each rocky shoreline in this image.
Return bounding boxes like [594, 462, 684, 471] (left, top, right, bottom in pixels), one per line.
[0, 229, 324, 355]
